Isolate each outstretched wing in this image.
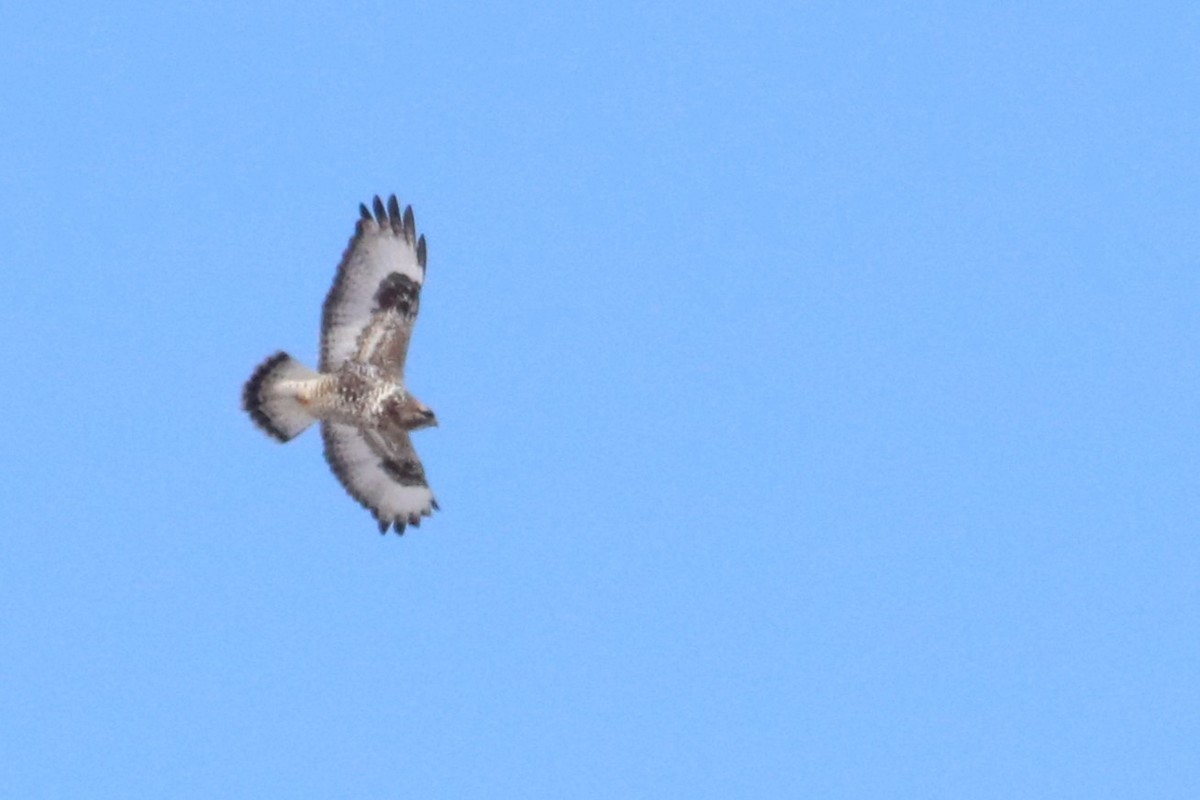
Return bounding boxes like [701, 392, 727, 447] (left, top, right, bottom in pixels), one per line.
[321, 421, 438, 534]
[320, 195, 427, 377]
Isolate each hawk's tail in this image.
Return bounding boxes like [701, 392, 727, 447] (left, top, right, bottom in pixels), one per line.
[243, 352, 320, 442]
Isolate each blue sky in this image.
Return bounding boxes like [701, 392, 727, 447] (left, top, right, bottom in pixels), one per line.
[1, 2, 1196, 797]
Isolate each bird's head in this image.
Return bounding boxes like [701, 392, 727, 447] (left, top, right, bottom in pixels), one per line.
[384, 396, 439, 431]
[412, 404, 438, 430]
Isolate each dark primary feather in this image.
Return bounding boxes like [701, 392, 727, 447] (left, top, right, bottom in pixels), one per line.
[402, 206, 415, 243]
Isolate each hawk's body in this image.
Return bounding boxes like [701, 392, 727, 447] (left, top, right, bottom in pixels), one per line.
[243, 195, 439, 535]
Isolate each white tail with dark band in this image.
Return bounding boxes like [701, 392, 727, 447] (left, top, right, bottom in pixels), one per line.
[242, 352, 320, 442]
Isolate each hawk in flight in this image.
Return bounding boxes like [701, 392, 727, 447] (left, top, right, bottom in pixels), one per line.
[243, 195, 439, 535]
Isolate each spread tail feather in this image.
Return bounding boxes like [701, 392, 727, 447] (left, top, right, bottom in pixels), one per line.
[243, 352, 320, 442]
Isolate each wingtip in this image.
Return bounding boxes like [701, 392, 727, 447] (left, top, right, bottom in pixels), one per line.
[402, 206, 415, 243]
[416, 235, 427, 272]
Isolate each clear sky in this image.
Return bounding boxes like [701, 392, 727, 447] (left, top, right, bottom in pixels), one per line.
[1, 2, 1196, 797]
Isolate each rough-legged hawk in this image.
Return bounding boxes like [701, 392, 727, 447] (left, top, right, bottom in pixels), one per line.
[243, 195, 439, 535]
